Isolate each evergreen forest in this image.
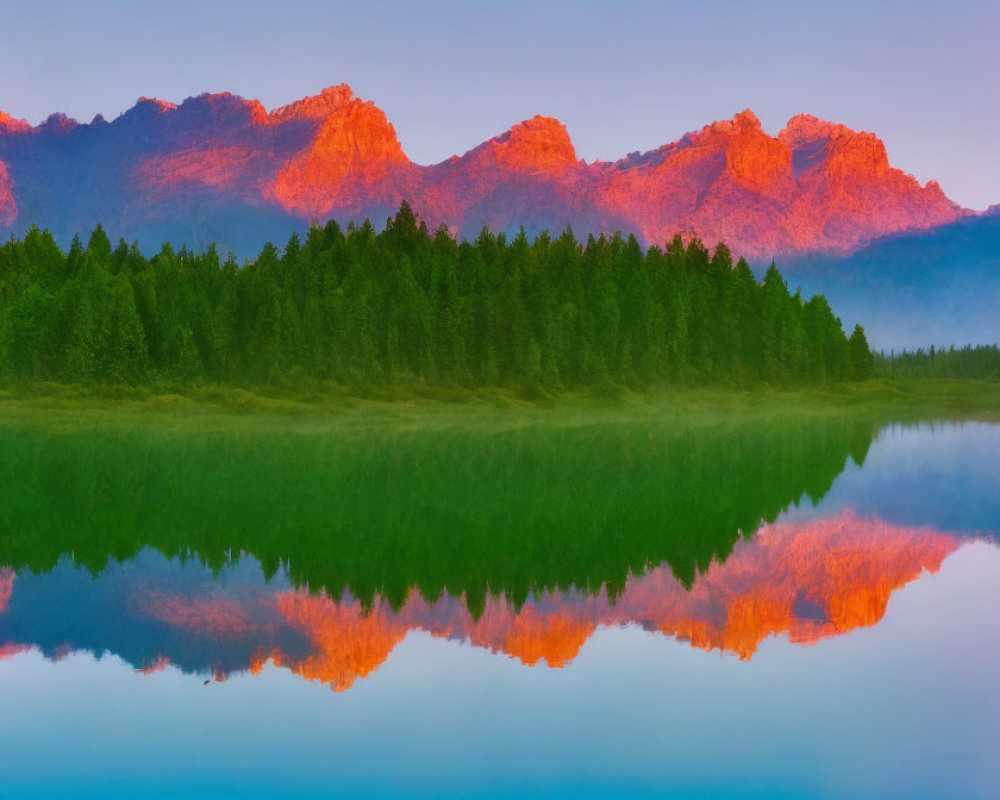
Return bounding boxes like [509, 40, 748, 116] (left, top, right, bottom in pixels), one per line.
[0, 203, 872, 390]
[875, 344, 1000, 380]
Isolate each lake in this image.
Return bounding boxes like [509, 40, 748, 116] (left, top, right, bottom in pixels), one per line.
[0, 409, 997, 798]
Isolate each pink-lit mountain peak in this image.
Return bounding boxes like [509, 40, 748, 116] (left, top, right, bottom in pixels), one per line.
[127, 84, 375, 131]
[780, 112, 853, 146]
[173, 92, 271, 127]
[779, 113, 890, 178]
[268, 83, 357, 124]
[0, 88, 970, 258]
[0, 110, 31, 133]
[698, 108, 764, 138]
[491, 115, 578, 171]
[270, 86, 409, 219]
[623, 108, 780, 171]
[135, 97, 178, 114]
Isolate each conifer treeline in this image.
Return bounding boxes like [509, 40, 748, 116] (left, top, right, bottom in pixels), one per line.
[875, 344, 1000, 380]
[0, 203, 869, 389]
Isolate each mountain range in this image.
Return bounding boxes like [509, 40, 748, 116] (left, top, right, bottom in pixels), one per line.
[3, 84, 997, 349]
[0, 84, 968, 261]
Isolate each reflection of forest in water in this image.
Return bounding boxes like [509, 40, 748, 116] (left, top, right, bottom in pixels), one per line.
[0, 412, 879, 605]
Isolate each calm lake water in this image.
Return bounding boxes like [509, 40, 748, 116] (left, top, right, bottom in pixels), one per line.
[0, 414, 997, 798]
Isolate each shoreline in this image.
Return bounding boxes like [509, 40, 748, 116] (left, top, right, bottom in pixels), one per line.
[0, 378, 997, 430]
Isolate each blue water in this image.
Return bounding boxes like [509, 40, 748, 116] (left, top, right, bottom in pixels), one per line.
[1, 421, 998, 798]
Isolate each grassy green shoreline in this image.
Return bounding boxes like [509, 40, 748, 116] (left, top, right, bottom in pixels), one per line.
[0, 378, 997, 429]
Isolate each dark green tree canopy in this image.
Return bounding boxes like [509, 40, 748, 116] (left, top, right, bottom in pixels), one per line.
[848, 324, 875, 381]
[0, 207, 858, 389]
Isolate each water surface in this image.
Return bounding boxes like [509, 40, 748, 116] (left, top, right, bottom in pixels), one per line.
[0, 415, 997, 798]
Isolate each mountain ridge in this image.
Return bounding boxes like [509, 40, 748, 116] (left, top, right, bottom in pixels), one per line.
[0, 84, 970, 259]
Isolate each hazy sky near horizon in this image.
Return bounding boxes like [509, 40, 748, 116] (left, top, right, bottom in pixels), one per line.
[2, 0, 997, 209]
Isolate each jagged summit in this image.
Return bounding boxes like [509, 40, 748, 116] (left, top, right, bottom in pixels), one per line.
[135, 97, 177, 113]
[484, 115, 579, 173]
[38, 112, 78, 133]
[129, 85, 362, 127]
[714, 108, 763, 133]
[779, 113, 850, 143]
[268, 83, 356, 123]
[0, 88, 973, 259]
[682, 109, 764, 145]
[0, 110, 31, 133]
[271, 86, 410, 219]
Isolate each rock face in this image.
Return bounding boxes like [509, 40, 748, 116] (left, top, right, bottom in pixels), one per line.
[0, 110, 31, 134]
[271, 87, 412, 219]
[0, 86, 968, 258]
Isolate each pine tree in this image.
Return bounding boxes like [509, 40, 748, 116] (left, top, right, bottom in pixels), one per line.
[848, 324, 874, 380]
[0, 211, 859, 391]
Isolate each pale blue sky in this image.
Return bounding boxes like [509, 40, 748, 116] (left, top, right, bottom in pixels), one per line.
[1, 0, 997, 209]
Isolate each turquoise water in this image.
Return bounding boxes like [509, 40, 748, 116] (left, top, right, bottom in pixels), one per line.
[0, 420, 997, 798]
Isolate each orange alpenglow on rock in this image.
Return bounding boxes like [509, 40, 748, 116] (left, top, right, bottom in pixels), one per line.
[0, 110, 31, 133]
[472, 115, 580, 176]
[136, 147, 260, 194]
[266, 83, 356, 125]
[0, 88, 968, 259]
[135, 97, 178, 114]
[271, 85, 412, 219]
[593, 109, 964, 256]
[712, 110, 797, 199]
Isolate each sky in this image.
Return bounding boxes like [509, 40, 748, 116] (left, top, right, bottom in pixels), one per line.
[1, 0, 997, 209]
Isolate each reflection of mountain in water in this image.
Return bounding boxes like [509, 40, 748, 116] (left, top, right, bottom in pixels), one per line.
[0, 568, 12, 612]
[0, 512, 964, 690]
[0, 413, 875, 605]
